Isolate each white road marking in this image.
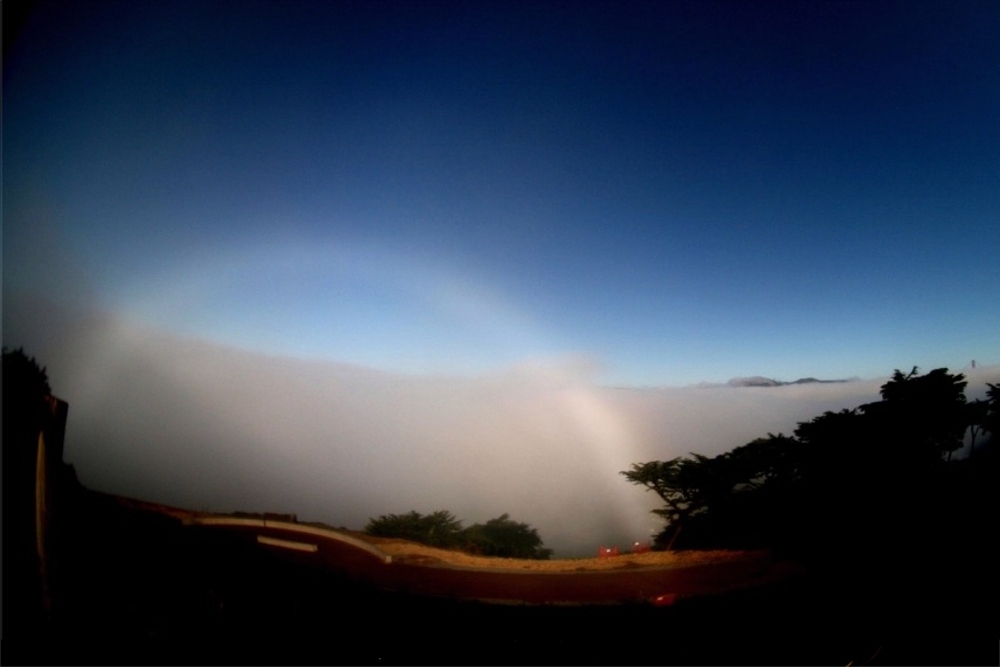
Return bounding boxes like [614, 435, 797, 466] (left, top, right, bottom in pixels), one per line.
[183, 516, 392, 563]
[257, 535, 319, 552]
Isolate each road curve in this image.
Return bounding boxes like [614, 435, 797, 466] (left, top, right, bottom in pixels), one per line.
[183, 517, 801, 605]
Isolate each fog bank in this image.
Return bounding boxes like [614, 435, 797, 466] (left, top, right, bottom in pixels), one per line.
[6, 295, 998, 556]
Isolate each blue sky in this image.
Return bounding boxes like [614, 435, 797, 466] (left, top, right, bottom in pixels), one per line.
[6, 0, 999, 387]
[6, 1, 1000, 552]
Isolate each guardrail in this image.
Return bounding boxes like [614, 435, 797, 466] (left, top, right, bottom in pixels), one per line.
[182, 515, 392, 563]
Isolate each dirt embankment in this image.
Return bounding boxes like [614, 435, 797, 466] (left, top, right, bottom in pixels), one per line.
[348, 531, 762, 571]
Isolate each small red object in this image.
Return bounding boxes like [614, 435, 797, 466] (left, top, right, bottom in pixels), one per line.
[653, 593, 676, 606]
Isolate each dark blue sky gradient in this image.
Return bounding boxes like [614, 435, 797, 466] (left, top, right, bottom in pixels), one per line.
[5, 0, 999, 385]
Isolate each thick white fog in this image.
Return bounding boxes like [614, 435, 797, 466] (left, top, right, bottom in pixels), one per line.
[6, 294, 998, 556]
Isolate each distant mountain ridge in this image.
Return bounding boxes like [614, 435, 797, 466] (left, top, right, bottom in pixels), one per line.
[726, 376, 854, 388]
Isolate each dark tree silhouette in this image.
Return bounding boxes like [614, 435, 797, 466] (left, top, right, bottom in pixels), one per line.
[365, 510, 464, 549]
[621, 459, 694, 549]
[982, 383, 1000, 444]
[621, 454, 736, 549]
[3, 346, 53, 430]
[725, 434, 803, 490]
[965, 399, 989, 458]
[2, 348, 70, 639]
[623, 367, 986, 557]
[462, 514, 553, 560]
[860, 367, 968, 464]
[365, 510, 553, 558]
[623, 435, 806, 551]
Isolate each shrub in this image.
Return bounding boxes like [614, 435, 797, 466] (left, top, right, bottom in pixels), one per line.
[365, 510, 464, 549]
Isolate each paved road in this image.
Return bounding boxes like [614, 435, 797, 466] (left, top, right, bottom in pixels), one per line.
[184, 516, 799, 605]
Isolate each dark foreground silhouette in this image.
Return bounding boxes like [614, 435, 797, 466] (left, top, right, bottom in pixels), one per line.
[4, 351, 995, 664]
[3, 485, 994, 666]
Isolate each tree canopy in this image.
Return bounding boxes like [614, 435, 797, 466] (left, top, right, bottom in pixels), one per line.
[364, 510, 464, 549]
[462, 513, 553, 560]
[3, 347, 55, 457]
[622, 367, 997, 556]
[365, 510, 552, 559]
[3, 346, 52, 417]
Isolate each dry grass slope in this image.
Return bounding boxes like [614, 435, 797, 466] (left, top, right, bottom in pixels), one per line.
[351, 531, 761, 571]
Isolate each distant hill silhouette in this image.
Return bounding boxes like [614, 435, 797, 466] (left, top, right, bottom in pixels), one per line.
[726, 376, 852, 388]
